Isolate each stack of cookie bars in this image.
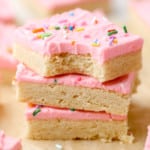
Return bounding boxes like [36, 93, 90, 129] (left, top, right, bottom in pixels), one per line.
[13, 9, 143, 142]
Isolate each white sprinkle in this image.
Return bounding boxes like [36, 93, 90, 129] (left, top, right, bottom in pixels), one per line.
[63, 30, 68, 39]
[91, 16, 97, 24]
[55, 144, 63, 150]
[64, 34, 68, 39]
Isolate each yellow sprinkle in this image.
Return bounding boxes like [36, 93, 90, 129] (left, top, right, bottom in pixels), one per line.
[36, 34, 42, 39]
[92, 43, 100, 47]
[49, 26, 55, 30]
[76, 27, 84, 32]
[113, 39, 118, 44]
[71, 40, 76, 45]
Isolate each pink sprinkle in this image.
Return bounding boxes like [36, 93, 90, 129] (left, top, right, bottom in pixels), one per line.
[59, 19, 68, 24]
[81, 21, 87, 26]
[84, 35, 91, 39]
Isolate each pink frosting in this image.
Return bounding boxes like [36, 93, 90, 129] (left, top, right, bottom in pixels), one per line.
[131, 0, 150, 26]
[37, 0, 105, 10]
[0, 0, 15, 23]
[14, 9, 143, 64]
[144, 126, 150, 150]
[26, 105, 127, 121]
[0, 131, 21, 150]
[16, 64, 136, 95]
[0, 24, 18, 69]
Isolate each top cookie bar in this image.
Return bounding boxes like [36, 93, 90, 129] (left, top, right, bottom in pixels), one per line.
[13, 8, 143, 82]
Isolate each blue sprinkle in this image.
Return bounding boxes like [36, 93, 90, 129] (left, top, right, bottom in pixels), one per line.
[94, 39, 99, 44]
[68, 25, 74, 31]
[69, 12, 75, 16]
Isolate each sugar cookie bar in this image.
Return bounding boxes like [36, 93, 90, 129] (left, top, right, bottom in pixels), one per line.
[15, 64, 137, 115]
[26, 105, 133, 143]
[13, 9, 143, 82]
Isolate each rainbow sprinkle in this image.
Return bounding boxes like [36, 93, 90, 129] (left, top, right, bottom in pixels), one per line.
[71, 40, 76, 45]
[113, 38, 118, 44]
[76, 27, 84, 32]
[84, 34, 90, 39]
[68, 25, 75, 31]
[63, 26, 67, 29]
[70, 108, 76, 111]
[32, 28, 44, 33]
[49, 26, 55, 30]
[55, 26, 60, 30]
[39, 32, 52, 39]
[123, 25, 128, 33]
[54, 79, 57, 84]
[32, 107, 41, 116]
[109, 36, 115, 46]
[107, 29, 118, 36]
[92, 39, 100, 47]
[91, 17, 99, 24]
[92, 43, 100, 47]
[109, 36, 118, 46]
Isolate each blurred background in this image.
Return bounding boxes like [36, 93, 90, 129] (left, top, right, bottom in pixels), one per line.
[9, 0, 128, 24]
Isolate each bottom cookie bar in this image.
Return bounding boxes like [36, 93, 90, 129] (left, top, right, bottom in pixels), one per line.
[26, 105, 133, 143]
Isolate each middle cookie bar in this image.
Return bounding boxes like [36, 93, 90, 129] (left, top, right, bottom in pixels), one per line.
[15, 64, 137, 116]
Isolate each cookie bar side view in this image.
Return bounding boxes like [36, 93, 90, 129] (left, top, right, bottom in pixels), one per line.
[13, 8, 143, 82]
[26, 105, 133, 143]
[15, 64, 137, 115]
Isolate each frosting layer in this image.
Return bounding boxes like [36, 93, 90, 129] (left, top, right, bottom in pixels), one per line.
[0, 24, 17, 69]
[16, 64, 136, 95]
[14, 8, 143, 64]
[26, 105, 127, 121]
